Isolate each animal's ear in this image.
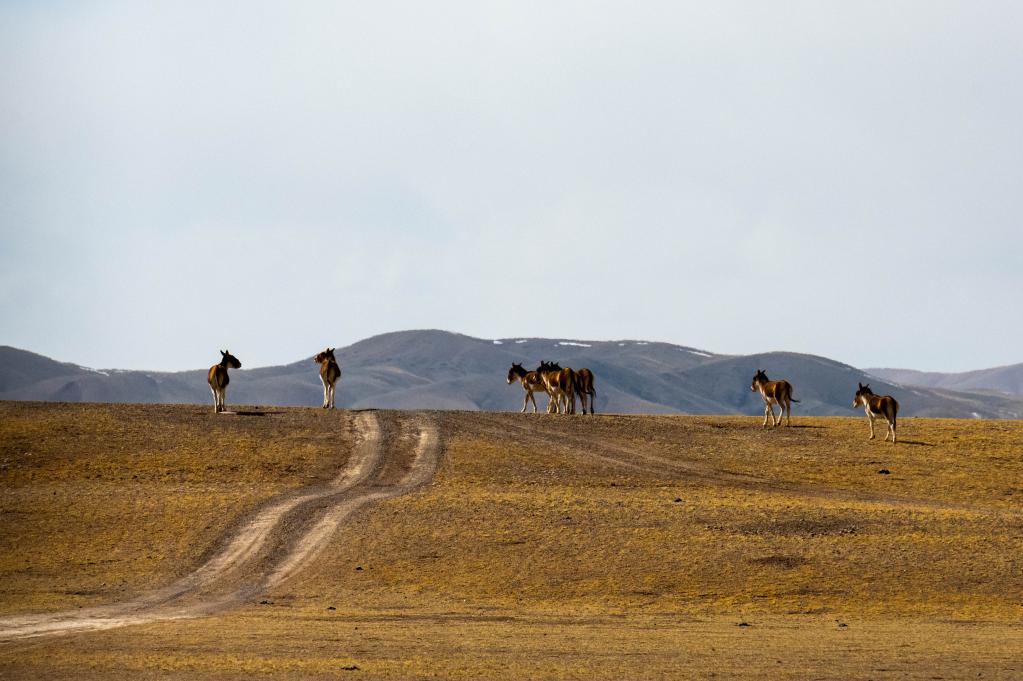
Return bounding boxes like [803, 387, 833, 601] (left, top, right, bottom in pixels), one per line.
[858, 382, 863, 388]
[221, 350, 227, 356]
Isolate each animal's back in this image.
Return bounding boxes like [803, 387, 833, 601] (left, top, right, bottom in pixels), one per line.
[321, 360, 341, 384]
[575, 368, 594, 393]
[208, 365, 227, 388]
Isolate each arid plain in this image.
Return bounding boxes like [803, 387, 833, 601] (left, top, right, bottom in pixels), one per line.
[1, 402, 1021, 679]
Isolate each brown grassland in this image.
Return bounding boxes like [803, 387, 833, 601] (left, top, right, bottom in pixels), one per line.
[1, 401, 1021, 679]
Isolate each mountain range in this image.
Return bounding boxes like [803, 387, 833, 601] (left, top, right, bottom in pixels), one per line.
[2, 330, 1022, 418]
[865, 364, 1023, 397]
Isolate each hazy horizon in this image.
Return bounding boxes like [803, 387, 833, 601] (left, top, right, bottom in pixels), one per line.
[4, 328, 1021, 376]
[3, 2, 1021, 373]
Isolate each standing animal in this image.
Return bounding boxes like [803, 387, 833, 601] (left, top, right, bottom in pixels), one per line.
[852, 383, 899, 443]
[574, 368, 597, 415]
[207, 350, 241, 413]
[507, 362, 549, 413]
[538, 361, 576, 414]
[314, 347, 342, 409]
[750, 369, 799, 427]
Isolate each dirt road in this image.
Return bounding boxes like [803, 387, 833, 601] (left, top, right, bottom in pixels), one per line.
[0, 411, 441, 641]
[2, 406, 1021, 679]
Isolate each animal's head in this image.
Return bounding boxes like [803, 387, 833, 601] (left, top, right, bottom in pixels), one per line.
[220, 350, 241, 369]
[507, 362, 524, 383]
[853, 382, 873, 408]
[314, 347, 336, 364]
[751, 369, 768, 391]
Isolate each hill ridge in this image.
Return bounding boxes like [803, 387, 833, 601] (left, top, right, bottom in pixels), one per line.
[2, 332, 1022, 418]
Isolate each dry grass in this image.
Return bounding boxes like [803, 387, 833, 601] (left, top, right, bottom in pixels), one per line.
[2, 404, 1022, 679]
[0, 402, 354, 615]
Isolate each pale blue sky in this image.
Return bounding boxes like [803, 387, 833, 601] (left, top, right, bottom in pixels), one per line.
[1, 2, 1021, 372]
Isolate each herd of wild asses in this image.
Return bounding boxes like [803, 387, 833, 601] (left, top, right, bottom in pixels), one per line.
[207, 348, 900, 443]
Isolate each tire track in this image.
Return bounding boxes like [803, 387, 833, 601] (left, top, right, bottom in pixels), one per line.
[483, 415, 1023, 518]
[0, 411, 442, 642]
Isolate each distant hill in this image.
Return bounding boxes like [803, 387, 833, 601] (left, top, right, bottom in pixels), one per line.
[2, 331, 1022, 418]
[866, 363, 1023, 396]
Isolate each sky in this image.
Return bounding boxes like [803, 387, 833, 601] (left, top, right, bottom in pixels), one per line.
[1, 2, 1021, 372]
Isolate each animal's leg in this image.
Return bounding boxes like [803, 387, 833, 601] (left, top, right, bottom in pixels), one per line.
[868, 414, 876, 439]
[785, 399, 792, 426]
[210, 386, 218, 413]
[529, 391, 538, 413]
[763, 402, 770, 427]
[891, 420, 897, 444]
[329, 382, 336, 409]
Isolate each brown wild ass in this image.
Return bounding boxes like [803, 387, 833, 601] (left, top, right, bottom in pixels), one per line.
[207, 350, 241, 413]
[314, 347, 341, 409]
[574, 368, 597, 414]
[750, 369, 799, 427]
[538, 361, 576, 414]
[507, 362, 549, 413]
[853, 383, 899, 443]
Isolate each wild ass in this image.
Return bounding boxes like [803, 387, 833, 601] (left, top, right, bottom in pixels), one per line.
[574, 368, 597, 414]
[538, 361, 576, 414]
[853, 383, 899, 443]
[507, 362, 549, 413]
[208, 350, 241, 413]
[750, 369, 799, 427]
[314, 347, 341, 409]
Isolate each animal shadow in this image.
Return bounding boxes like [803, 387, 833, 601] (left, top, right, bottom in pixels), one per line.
[898, 439, 934, 447]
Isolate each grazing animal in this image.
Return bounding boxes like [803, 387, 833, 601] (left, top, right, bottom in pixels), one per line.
[507, 362, 549, 413]
[574, 368, 597, 415]
[208, 350, 241, 413]
[314, 347, 342, 409]
[750, 369, 799, 427]
[538, 361, 576, 414]
[853, 383, 899, 443]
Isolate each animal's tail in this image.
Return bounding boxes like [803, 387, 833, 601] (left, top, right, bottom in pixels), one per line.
[791, 397, 800, 403]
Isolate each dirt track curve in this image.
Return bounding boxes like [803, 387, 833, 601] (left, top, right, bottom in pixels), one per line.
[0, 411, 441, 642]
